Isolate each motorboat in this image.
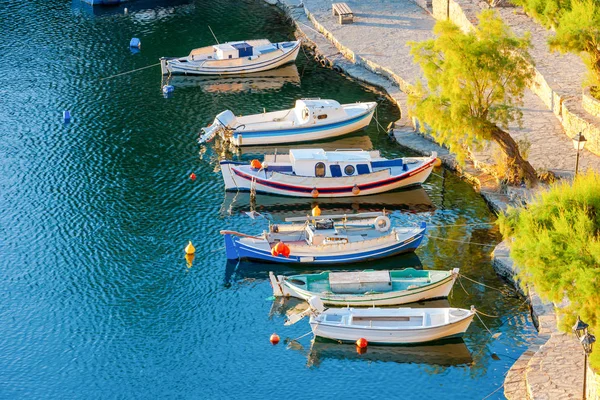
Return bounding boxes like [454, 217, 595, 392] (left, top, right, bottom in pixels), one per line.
[219, 148, 437, 198]
[160, 39, 300, 75]
[269, 268, 459, 306]
[286, 297, 475, 345]
[220, 211, 426, 265]
[200, 99, 377, 146]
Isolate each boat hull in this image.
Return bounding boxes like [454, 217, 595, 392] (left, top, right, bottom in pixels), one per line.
[161, 41, 300, 76]
[220, 156, 435, 198]
[230, 106, 375, 146]
[310, 309, 475, 345]
[273, 271, 457, 306]
[223, 226, 425, 265]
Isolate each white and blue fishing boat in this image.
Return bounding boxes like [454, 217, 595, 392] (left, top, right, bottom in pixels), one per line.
[220, 148, 437, 198]
[221, 211, 426, 265]
[160, 39, 300, 76]
[269, 268, 459, 306]
[199, 99, 377, 146]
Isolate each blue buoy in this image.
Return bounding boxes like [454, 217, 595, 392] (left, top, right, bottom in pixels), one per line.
[129, 38, 141, 48]
[162, 85, 174, 94]
[63, 110, 71, 122]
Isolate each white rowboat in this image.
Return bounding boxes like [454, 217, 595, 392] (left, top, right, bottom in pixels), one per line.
[269, 268, 459, 306]
[290, 297, 475, 345]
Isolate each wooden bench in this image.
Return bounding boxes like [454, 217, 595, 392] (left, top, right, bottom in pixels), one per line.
[332, 2, 354, 25]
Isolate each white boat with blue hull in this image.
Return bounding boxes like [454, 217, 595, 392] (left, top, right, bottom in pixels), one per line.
[200, 99, 377, 146]
[221, 212, 426, 265]
[287, 297, 476, 345]
[160, 39, 300, 76]
[220, 148, 436, 198]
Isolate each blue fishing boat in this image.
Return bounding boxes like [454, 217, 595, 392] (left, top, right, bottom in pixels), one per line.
[221, 211, 426, 265]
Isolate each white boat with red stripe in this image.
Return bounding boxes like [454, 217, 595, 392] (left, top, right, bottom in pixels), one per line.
[219, 148, 437, 198]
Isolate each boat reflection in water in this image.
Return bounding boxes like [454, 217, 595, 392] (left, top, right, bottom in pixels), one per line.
[224, 251, 423, 285]
[164, 64, 300, 93]
[295, 337, 473, 368]
[220, 186, 435, 220]
[72, 0, 194, 18]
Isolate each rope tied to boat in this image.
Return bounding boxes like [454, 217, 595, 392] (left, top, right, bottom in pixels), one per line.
[425, 234, 496, 247]
[99, 62, 161, 81]
[459, 273, 518, 296]
[474, 311, 502, 339]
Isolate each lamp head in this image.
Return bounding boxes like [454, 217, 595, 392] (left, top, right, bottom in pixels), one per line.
[573, 132, 587, 151]
[573, 316, 589, 339]
[581, 333, 596, 355]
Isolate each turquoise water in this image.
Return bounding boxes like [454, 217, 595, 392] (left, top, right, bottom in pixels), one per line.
[0, 1, 535, 398]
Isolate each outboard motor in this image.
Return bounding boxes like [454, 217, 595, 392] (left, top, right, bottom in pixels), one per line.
[198, 110, 238, 144]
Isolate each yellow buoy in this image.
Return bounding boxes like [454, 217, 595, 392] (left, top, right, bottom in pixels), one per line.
[433, 157, 442, 168]
[185, 241, 196, 255]
[312, 205, 321, 217]
[185, 253, 195, 268]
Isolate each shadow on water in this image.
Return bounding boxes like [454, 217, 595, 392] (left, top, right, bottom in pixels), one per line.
[223, 252, 424, 285]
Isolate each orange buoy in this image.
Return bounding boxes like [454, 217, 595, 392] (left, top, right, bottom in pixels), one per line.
[189, 172, 196, 181]
[270, 333, 280, 345]
[312, 205, 321, 217]
[356, 337, 368, 349]
[250, 159, 262, 169]
[356, 346, 367, 355]
[352, 184, 360, 195]
[433, 157, 442, 168]
[311, 188, 319, 198]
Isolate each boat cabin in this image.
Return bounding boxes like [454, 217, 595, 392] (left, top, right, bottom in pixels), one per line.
[293, 99, 346, 124]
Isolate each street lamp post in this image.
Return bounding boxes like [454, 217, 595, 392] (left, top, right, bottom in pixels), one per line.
[572, 132, 587, 176]
[573, 316, 596, 400]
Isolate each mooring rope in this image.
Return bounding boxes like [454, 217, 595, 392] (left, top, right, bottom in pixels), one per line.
[99, 62, 161, 81]
[460, 273, 517, 296]
[286, 330, 313, 344]
[426, 222, 495, 228]
[425, 235, 496, 247]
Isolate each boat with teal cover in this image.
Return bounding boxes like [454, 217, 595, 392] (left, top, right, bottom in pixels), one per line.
[270, 268, 459, 306]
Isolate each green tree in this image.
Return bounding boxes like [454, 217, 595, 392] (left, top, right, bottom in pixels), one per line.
[510, 0, 571, 28]
[498, 171, 600, 369]
[548, 0, 600, 89]
[408, 10, 538, 185]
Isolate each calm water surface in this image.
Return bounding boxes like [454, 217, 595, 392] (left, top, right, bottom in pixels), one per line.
[0, 0, 536, 398]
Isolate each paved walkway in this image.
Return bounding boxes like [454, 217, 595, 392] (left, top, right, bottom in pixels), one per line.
[297, 0, 600, 175]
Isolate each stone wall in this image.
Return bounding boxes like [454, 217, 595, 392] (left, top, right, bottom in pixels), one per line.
[583, 88, 600, 119]
[430, 0, 600, 156]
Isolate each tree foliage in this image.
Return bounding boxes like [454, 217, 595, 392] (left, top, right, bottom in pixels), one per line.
[514, 0, 600, 90]
[408, 10, 538, 184]
[498, 171, 600, 369]
[511, 0, 571, 28]
[548, 0, 600, 89]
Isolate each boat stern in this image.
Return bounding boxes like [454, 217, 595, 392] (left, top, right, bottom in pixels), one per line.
[160, 57, 170, 76]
